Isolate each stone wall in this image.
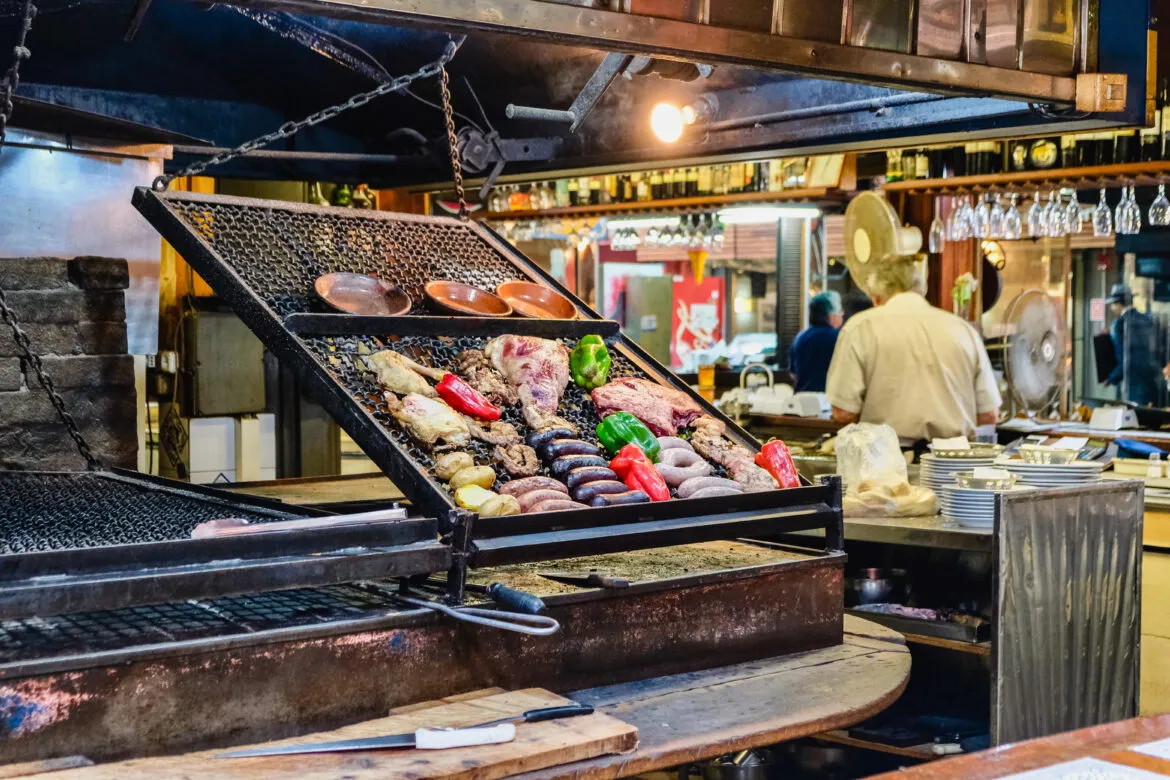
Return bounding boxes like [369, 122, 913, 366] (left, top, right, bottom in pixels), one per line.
[0, 257, 136, 471]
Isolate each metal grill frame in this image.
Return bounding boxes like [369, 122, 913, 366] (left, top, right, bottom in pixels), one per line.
[132, 188, 843, 570]
[0, 469, 449, 621]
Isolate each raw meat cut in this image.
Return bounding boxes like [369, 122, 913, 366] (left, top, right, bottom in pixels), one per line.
[483, 335, 571, 428]
[591, 377, 703, 436]
[363, 350, 442, 397]
[383, 392, 470, 448]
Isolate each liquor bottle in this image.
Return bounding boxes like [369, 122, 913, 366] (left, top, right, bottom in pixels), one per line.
[914, 149, 930, 180]
[555, 179, 570, 207]
[567, 177, 579, 205]
[1142, 110, 1162, 161]
[650, 170, 664, 200]
[665, 169, 676, 198]
[901, 149, 917, 179]
[886, 151, 904, 183]
[598, 177, 612, 205]
[577, 176, 591, 205]
[332, 183, 352, 207]
[1061, 135, 1078, 168]
[619, 174, 632, 203]
[606, 174, 619, 203]
[1160, 77, 1170, 159]
[686, 167, 699, 197]
[636, 173, 650, 201]
[768, 159, 785, 191]
[673, 169, 687, 198]
[589, 176, 602, 205]
[697, 165, 712, 195]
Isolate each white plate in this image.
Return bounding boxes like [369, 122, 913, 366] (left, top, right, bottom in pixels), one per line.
[995, 458, 1105, 472]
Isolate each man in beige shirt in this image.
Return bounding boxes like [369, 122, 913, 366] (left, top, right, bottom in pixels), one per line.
[826, 254, 1001, 443]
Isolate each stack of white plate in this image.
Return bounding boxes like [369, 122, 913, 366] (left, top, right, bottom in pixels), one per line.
[919, 453, 999, 492]
[993, 457, 1106, 488]
[938, 485, 1035, 528]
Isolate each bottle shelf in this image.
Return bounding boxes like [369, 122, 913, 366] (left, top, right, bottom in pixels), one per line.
[474, 187, 835, 221]
[884, 161, 1170, 194]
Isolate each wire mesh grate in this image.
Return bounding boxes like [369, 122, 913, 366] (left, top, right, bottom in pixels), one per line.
[0, 472, 298, 554]
[169, 199, 523, 316]
[0, 583, 404, 666]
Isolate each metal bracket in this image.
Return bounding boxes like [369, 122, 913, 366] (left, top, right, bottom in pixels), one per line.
[1076, 73, 1128, 112]
[456, 127, 561, 196]
[507, 52, 634, 132]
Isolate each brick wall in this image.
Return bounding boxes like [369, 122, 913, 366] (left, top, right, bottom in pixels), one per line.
[0, 257, 137, 471]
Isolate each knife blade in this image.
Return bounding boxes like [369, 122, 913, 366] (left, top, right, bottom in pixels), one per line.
[216, 703, 594, 758]
[539, 571, 630, 589]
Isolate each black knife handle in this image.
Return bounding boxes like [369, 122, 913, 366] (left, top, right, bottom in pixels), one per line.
[486, 583, 547, 614]
[522, 704, 595, 723]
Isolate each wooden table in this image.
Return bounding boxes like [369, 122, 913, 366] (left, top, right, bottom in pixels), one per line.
[224, 473, 404, 509]
[516, 616, 909, 779]
[867, 714, 1170, 778]
[2, 617, 909, 780]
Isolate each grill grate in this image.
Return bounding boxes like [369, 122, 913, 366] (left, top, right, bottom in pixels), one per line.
[0, 472, 296, 554]
[0, 584, 404, 666]
[170, 200, 523, 317]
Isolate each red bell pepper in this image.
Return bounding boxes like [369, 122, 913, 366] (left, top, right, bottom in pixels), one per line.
[435, 373, 501, 421]
[609, 443, 670, 501]
[755, 439, 800, 489]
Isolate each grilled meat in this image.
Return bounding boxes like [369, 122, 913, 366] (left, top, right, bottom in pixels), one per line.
[363, 350, 442, 397]
[591, 377, 702, 436]
[456, 349, 518, 406]
[484, 335, 571, 420]
[383, 392, 470, 448]
[494, 443, 541, 477]
[521, 404, 578, 434]
[470, 420, 522, 446]
[690, 415, 777, 492]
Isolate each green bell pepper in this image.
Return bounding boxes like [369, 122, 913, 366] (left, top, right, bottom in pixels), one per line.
[570, 335, 611, 390]
[595, 411, 660, 462]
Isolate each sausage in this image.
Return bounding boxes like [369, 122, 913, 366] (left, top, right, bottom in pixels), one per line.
[654, 460, 712, 486]
[657, 436, 694, 452]
[571, 480, 630, 503]
[539, 439, 602, 461]
[565, 466, 619, 490]
[518, 489, 575, 513]
[550, 454, 609, 477]
[528, 498, 589, 513]
[589, 490, 650, 508]
[688, 485, 743, 500]
[659, 448, 706, 467]
[525, 427, 576, 450]
[499, 476, 568, 497]
[677, 476, 743, 499]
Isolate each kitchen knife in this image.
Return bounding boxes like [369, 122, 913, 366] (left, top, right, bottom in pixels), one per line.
[539, 571, 630, 589]
[217, 703, 594, 758]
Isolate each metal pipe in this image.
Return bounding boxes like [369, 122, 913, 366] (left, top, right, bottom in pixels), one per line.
[505, 104, 575, 123]
[703, 93, 954, 133]
[171, 145, 412, 164]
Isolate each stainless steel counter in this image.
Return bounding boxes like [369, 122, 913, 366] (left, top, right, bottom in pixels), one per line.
[790, 513, 991, 552]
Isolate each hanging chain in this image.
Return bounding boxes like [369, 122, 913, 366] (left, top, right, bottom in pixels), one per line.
[0, 0, 101, 470]
[152, 37, 461, 191]
[437, 62, 468, 220]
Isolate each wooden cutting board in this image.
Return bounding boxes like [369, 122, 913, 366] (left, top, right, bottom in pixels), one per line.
[11, 689, 638, 780]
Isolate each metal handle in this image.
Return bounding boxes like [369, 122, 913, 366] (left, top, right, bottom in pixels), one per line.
[396, 596, 560, 636]
[505, 104, 575, 123]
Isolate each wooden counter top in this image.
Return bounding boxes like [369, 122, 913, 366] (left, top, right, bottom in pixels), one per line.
[867, 714, 1170, 779]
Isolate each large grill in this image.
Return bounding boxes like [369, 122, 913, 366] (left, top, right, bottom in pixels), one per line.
[132, 188, 842, 575]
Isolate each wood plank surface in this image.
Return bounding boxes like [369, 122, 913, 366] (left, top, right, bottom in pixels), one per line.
[866, 714, 1170, 778]
[511, 616, 910, 779]
[224, 474, 405, 506]
[12, 689, 637, 780]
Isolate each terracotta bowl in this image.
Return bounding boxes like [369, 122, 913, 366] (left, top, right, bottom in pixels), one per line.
[424, 280, 513, 317]
[496, 280, 577, 320]
[315, 273, 412, 316]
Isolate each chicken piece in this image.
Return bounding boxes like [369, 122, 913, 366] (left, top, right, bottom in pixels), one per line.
[494, 443, 541, 477]
[691, 415, 778, 492]
[383, 392, 470, 448]
[456, 349, 518, 406]
[363, 350, 444, 397]
[483, 335, 570, 414]
[470, 420, 522, 446]
[521, 404, 578, 434]
[592, 377, 703, 436]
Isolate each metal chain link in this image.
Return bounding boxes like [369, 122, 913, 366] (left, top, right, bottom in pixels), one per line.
[0, 0, 101, 470]
[152, 38, 460, 191]
[437, 63, 468, 220]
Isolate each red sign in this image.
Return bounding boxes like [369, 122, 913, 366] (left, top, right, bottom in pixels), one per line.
[671, 275, 725, 368]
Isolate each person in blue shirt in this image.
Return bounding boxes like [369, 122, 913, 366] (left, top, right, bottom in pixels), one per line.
[789, 291, 843, 392]
[1105, 284, 1161, 406]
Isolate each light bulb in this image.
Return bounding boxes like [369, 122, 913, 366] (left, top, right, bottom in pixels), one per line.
[650, 103, 685, 143]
